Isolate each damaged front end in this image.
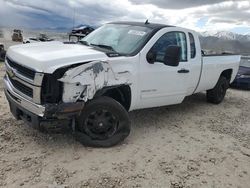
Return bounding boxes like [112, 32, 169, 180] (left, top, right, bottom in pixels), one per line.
[46, 60, 131, 131]
[5, 60, 131, 132]
[58, 61, 131, 103]
[44, 102, 85, 118]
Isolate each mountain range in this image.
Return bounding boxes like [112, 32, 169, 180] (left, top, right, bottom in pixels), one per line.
[1, 25, 249, 55]
[201, 31, 250, 41]
[199, 31, 250, 55]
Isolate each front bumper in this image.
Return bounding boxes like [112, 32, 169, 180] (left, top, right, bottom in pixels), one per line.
[4, 75, 45, 116]
[4, 75, 84, 130]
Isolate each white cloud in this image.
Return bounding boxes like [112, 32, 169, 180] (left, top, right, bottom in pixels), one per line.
[0, 0, 249, 34]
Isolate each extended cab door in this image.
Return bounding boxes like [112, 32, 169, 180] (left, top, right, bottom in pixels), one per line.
[185, 32, 202, 95]
[137, 28, 191, 109]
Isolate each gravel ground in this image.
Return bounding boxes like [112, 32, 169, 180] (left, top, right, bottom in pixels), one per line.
[0, 34, 250, 188]
[0, 64, 250, 188]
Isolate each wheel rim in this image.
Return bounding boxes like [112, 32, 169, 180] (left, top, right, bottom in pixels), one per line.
[84, 109, 118, 140]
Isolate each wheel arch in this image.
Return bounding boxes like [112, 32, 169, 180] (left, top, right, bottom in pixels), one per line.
[220, 69, 233, 82]
[94, 85, 132, 111]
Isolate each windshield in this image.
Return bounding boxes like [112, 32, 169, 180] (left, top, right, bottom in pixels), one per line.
[81, 24, 153, 55]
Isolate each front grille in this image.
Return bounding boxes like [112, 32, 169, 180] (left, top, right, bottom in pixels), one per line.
[9, 77, 33, 98]
[6, 57, 36, 79]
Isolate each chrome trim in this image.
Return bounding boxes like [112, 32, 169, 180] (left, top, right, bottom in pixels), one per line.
[34, 73, 44, 86]
[33, 87, 41, 104]
[5, 59, 33, 83]
[5, 58, 44, 86]
[6, 74, 42, 104]
[10, 74, 37, 89]
[4, 76, 45, 117]
[6, 74, 33, 100]
[5, 58, 43, 104]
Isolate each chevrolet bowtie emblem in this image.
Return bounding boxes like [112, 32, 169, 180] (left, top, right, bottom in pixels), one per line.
[7, 69, 15, 78]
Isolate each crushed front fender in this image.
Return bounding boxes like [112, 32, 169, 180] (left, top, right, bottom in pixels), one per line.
[59, 61, 132, 102]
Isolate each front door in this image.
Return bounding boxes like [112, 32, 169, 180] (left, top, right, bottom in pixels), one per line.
[138, 30, 190, 109]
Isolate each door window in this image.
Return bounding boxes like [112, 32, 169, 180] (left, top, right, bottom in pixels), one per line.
[189, 33, 196, 59]
[150, 31, 187, 62]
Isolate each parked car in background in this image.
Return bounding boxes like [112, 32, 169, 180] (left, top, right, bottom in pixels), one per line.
[23, 33, 54, 44]
[231, 56, 250, 90]
[12, 29, 23, 42]
[69, 24, 95, 42]
[0, 43, 6, 62]
[71, 24, 95, 35]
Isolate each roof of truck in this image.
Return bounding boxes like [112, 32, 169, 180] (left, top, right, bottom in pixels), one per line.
[109, 21, 175, 30]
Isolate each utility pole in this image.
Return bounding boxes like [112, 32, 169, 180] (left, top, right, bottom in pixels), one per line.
[72, 7, 76, 29]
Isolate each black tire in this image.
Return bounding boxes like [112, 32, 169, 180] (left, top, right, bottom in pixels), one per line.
[0, 51, 6, 61]
[207, 76, 229, 104]
[75, 96, 131, 147]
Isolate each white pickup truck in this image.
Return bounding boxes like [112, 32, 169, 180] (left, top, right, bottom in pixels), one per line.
[4, 22, 240, 147]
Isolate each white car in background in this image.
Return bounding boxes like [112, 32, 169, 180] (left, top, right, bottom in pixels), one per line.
[23, 33, 54, 44]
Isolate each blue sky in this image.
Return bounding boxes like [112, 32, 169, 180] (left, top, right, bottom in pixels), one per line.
[196, 17, 209, 28]
[0, 0, 250, 34]
[230, 27, 250, 35]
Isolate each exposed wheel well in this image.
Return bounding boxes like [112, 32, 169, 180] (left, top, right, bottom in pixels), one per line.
[94, 85, 131, 111]
[220, 69, 233, 82]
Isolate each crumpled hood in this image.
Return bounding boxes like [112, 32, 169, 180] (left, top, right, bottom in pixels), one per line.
[7, 41, 108, 73]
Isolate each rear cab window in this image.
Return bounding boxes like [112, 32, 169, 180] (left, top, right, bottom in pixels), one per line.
[188, 33, 196, 59]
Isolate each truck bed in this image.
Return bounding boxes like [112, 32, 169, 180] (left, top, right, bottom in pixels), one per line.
[195, 54, 241, 93]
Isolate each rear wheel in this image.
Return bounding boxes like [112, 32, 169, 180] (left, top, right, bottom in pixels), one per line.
[207, 76, 229, 104]
[75, 96, 131, 147]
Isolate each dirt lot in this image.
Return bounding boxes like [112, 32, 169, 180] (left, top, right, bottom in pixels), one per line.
[0, 62, 250, 188]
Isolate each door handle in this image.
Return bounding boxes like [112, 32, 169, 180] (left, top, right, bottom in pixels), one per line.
[178, 69, 190, 73]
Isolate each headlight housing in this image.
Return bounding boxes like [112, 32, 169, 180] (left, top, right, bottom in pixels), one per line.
[41, 67, 68, 104]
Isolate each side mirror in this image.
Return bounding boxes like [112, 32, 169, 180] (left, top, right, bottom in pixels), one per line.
[164, 45, 181, 67]
[146, 51, 156, 64]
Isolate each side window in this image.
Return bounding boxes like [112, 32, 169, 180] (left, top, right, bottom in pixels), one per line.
[150, 31, 187, 62]
[189, 33, 196, 59]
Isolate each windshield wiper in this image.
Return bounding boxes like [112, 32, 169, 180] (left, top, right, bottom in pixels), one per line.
[90, 43, 116, 52]
[79, 40, 90, 46]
